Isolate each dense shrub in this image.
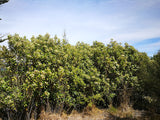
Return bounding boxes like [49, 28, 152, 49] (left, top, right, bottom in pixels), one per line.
[0, 34, 159, 119]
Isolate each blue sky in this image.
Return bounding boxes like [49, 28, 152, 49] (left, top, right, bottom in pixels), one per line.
[0, 0, 160, 56]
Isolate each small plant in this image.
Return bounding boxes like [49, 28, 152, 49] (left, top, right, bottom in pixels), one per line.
[108, 104, 118, 114]
[108, 104, 134, 119]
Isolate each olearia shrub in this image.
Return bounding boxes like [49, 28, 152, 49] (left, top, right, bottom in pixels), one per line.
[0, 33, 159, 119]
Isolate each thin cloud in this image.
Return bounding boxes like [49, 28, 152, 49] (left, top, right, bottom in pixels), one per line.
[0, 0, 160, 56]
[136, 41, 160, 56]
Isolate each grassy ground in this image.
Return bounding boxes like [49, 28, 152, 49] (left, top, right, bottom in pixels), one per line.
[1, 105, 159, 120]
[38, 105, 160, 120]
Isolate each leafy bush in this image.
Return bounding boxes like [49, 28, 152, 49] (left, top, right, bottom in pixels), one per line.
[0, 34, 159, 119]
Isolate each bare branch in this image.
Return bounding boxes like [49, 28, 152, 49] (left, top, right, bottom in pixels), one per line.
[0, 34, 8, 43]
[0, 38, 7, 43]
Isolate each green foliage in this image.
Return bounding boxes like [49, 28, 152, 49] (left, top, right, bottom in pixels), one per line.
[0, 33, 159, 119]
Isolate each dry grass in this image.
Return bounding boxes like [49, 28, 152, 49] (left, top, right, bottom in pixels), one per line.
[38, 105, 108, 120]
[36, 104, 160, 120]
[0, 104, 159, 120]
[107, 104, 135, 119]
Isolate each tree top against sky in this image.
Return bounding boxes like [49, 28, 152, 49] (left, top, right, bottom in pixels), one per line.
[0, 0, 9, 5]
